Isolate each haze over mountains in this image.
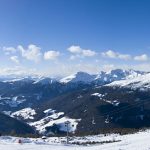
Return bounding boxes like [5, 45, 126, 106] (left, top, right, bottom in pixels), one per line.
[0, 69, 146, 84]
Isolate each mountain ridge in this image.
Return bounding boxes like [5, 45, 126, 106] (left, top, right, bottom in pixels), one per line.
[0, 69, 146, 85]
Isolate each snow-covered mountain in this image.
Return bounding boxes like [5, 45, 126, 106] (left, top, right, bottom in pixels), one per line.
[94, 69, 145, 83]
[60, 72, 96, 83]
[106, 72, 150, 90]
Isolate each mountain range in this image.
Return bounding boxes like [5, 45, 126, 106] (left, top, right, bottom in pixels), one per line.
[0, 69, 150, 135]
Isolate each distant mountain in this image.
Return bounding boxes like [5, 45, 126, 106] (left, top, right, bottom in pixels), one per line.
[60, 69, 146, 84]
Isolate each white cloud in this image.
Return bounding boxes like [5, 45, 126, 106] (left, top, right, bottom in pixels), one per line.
[68, 45, 96, 59]
[82, 49, 96, 57]
[134, 54, 149, 61]
[44, 51, 60, 60]
[69, 54, 84, 60]
[69, 55, 76, 60]
[118, 54, 131, 60]
[18, 44, 42, 62]
[102, 50, 131, 60]
[3, 44, 61, 63]
[10, 56, 19, 64]
[67, 45, 82, 54]
[3, 46, 16, 55]
[102, 50, 117, 58]
[0, 66, 38, 76]
[4, 44, 150, 76]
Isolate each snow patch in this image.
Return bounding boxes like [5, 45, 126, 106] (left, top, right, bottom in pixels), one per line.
[11, 108, 36, 120]
[30, 116, 80, 134]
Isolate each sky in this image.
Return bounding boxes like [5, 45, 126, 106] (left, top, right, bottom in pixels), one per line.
[1, 0, 150, 76]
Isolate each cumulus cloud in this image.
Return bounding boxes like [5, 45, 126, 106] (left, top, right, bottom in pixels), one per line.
[134, 54, 149, 61]
[68, 45, 96, 59]
[3, 44, 62, 63]
[10, 56, 19, 64]
[44, 51, 60, 60]
[102, 50, 131, 60]
[102, 50, 117, 58]
[18, 44, 42, 62]
[67, 45, 82, 54]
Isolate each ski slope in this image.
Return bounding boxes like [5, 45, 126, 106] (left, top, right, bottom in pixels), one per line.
[0, 130, 150, 150]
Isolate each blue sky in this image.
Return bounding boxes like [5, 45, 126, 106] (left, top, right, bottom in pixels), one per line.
[1, 0, 150, 76]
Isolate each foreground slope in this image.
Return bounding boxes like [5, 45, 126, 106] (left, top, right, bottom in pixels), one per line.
[0, 130, 150, 150]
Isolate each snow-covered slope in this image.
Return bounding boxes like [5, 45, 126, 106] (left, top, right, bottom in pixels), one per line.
[106, 73, 150, 90]
[29, 108, 80, 134]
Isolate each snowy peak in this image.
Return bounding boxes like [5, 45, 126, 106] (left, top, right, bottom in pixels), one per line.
[60, 72, 95, 83]
[105, 69, 145, 80]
